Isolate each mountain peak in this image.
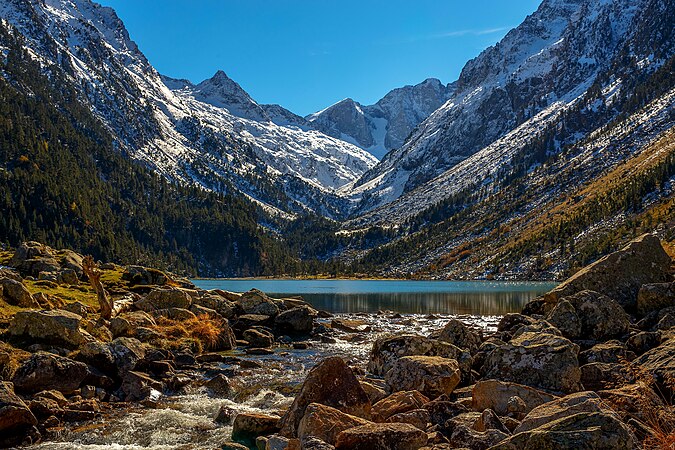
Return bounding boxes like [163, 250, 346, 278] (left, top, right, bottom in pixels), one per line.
[191, 69, 268, 121]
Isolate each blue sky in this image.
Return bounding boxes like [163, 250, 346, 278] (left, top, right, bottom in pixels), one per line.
[99, 0, 541, 116]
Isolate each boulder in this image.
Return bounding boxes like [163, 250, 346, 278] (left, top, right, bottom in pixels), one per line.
[205, 374, 232, 397]
[120, 371, 163, 402]
[239, 289, 279, 316]
[279, 357, 371, 437]
[386, 408, 430, 430]
[543, 234, 672, 310]
[384, 356, 461, 398]
[0, 278, 38, 308]
[448, 425, 508, 450]
[474, 408, 509, 434]
[243, 328, 275, 348]
[580, 363, 632, 391]
[372, 390, 429, 422]
[598, 383, 664, 423]
[275, 306, 317, 334]
[492, 412, 636, 449]
[194, 293, 236, 319]
[109, 311, 157, 338]
[514, 391, 616, 434]
[9, 309, 95, 348]
[359, 381, 388, 404]
[368, 334, 471, 379]
[637, 282, 675, 316]
[300, 436, 335, 450]
[265, 435, 300, 450]
[122, 265, 171, 286]
[12, 352, 89, 394]
[481, 331, 582, 394]
[497, 314, 537, 334]
[78, 337, 145, 379]
[232, 412, 280, 446]
[579, 341, 632, 365]
[149, 307, 196, 321]
[431, 319, 482, 353]
[633, 338, 675, 395]
[297, 403, 371, 445]
[559, 291, 630, 341]
[626, 331, 661, 356]
[546, 300, 581, 339]
[9, 242, 60, 277]
[471, 380, 558, 417]
[0, 381, 38, 447]
[136, 288, 192, 312]
[334, 423, 427, 450]
[423, 399, 469, 426]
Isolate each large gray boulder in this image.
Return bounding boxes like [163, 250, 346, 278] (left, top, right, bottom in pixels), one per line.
[368, 334, 471, 380]
[9, 309, 95, 348]
[239, 289, 280, 316]
[136, 288, 192, 311]
[482, 330, 582, 394]
[431, 319, 482, 354]
[559, 291, 630, 341]
[334, 422, 427, 450]
[472, 380, 558, 417]
[544, 234, 672, 310]
[384, 356, 461, 398]
[12, 352, 89, 394]
[491, 412, 636, 449]
[297, 403, 371, 445]
[275, 306, 317, 334]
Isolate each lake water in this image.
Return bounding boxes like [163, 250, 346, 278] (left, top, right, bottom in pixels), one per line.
[191, 279, 557, 315]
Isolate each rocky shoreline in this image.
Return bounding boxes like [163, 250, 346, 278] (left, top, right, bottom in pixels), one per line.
[0, 235, 673, 449]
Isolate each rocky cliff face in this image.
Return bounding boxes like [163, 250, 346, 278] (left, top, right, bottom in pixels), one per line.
[0, 0, 377, 220]
[307, 79, 454, 159]
[349, 0, 658, 213]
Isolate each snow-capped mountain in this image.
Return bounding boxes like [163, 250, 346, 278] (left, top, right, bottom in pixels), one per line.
[307, 78, 454, 159]
[348, 0, 667, 214]
[0, 0, 377, 219]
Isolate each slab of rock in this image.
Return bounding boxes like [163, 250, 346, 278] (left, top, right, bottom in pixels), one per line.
[385, 355, 461, 398]
[471, 380, 558, 417]
[544, 234, 672, 310]
[334, 422, 427, 450]
[275, 306, 317, 334]
[232, 412, 280, 446]
[136, 287, 192, 312]
[239, 289, 279, 316]
[297, 403, 371, 445]
[0, 381, 38, 447]
[300, 436, 335, 449]
[626, 331, 661, 356]
[638, 282, 675, 316]
[12, 352, 89, 394]
[279, 357, 371, 437]
[423, 399, 469, 426]
[372, 390, 429, 422]
[9, 309, 95, 348]
[431, 319, 482, 353]
[122, 265, 170, 286]
[579, 341, 632, 364]
[368, 334, 471, 379]
[359, 381, 388, 404]
[193, 293, 236, 319]
[9, 242, 61, 277]
[0, 278, 38, 308]
[481, 331, 582, 394]
[265, 435, 301, 450]
[492, 411, 636, 449]
[109, 311, 156, 338]
[514, 391, 613, 434]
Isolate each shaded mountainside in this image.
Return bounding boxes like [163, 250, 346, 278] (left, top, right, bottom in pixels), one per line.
[0, 0, 377, 221]
[0, 25, 316, 277]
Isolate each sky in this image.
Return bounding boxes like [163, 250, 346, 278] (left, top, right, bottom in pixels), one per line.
[99, 0, 541, 116]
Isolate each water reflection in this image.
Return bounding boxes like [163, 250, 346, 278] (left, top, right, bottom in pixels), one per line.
[192, 280, 556, 315]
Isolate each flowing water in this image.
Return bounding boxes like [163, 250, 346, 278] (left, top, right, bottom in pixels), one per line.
[32, 281, 555, 449]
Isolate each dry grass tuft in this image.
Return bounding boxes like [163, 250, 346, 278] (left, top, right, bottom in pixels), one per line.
[614, 359, 675, 450]
[153, 314, 226, 352]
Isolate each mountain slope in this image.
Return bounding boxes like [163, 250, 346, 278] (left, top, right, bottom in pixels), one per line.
[349, 0, 656, 213]
[0, 24, 304, 277]
[0, 0, 377, 220]
[307, 78, 454, 159]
